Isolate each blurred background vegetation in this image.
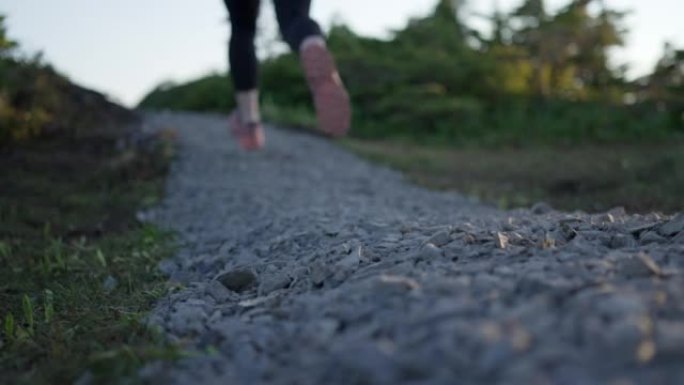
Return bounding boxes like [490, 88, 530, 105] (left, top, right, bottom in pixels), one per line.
[139, 0, 683, 146]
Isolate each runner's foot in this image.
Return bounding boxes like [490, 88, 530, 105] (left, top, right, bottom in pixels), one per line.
[300, 42, 351, 137]
[230, 112, 265, 151]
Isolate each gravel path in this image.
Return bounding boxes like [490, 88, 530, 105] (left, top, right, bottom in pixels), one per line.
[140, 112, 684, 385]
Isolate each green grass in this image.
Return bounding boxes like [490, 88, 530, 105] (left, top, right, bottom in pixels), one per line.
[0, 127, 181, 384]
[342, 139, 684, 214]
[260, 103, 683, 214]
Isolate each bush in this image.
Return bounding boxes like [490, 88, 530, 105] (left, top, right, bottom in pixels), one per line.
[138, 74, 234, 113]
[0, 16, 134, 146]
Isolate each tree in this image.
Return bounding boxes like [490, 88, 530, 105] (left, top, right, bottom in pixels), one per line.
[393, 0, 471, 50]
[0, 15, 18, 58]
[509, 0, 553, 96]
[565, 1, 627, 93]
[645, 43, 684, 129]
[512, 0, 548, 28]
[507, 0, 626, 99]
[646, 43, 684, 107]
[651, 43, 684, 90]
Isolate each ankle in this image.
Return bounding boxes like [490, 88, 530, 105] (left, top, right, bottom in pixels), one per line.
[236, 90, 261, 124]
[299, 36, 326, 53]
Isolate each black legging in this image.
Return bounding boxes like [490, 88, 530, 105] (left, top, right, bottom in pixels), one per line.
[224, 0, 323, 91]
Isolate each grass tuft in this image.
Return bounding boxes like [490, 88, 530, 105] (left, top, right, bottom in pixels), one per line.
[343, 139, 684, 214]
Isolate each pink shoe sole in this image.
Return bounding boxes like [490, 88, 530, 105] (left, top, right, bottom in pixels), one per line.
[230, 113, 265, 151]
[300, 44, 351, 138]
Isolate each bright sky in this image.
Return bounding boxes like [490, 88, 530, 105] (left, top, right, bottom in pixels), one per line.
[3, 0, 682, 106]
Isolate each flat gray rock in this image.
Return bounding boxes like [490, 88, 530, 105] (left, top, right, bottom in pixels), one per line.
[139, 112, 684, 385]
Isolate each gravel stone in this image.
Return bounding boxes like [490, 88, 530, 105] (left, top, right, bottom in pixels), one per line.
[426, 230, 452, 247]
[138, 113, 684, 385]
[495, 232, 509, 249]
[640, 230, 667, 244]
[258, 271, 291, 295]
[656, 321, 684, 357]
[204, 280, 234, 302]
[673, 231, 684, 244]
[609, 233, 637, 249]
[616, 253, 662, 278]
[216, 269, 257, 293]
[309, 261, 330, 286]
[169, 301, 207, 335]
[659, 213, 684, 236]
[417, 242, 443, 260]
